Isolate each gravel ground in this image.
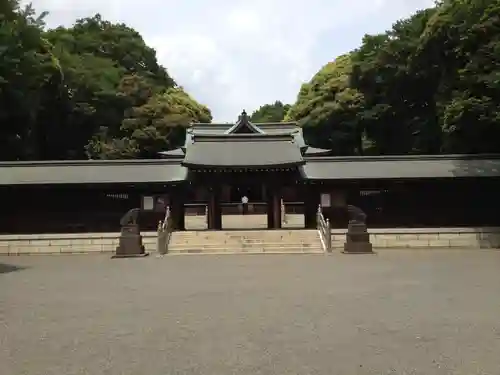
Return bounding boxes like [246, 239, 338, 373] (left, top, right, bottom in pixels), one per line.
[1, 250, 500, 375]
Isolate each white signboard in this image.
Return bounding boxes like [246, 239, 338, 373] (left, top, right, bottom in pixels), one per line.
[142, 196, 154, 211]
[320, 193, 331, 207]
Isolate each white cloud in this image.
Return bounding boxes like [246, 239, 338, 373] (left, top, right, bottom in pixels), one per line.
[226, 6, 262, 33]
[27, 0, 435, 121]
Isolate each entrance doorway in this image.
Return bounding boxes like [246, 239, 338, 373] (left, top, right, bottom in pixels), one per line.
[222, 184, 268, 229]
[229, 185, 264, 203]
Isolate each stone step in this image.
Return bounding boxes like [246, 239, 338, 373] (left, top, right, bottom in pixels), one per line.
[172, 239, 319, 244]
[170, 242, 321, 247]
[171, 238, 320, 244]
[167, 229, 323, 254]
[169, 243, 321, 249]
[172, 234, 320, 240]
[168, 243, 323, 249]
[170, 235, 318, 240]
[168, 248, 324, 254]
[173, 229, 317, 235]
[170, 240, 319, 245]
[175, 230, 317, 234]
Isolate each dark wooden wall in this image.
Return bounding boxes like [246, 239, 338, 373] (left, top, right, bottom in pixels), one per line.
[324, 178, 500, 228]
[1, 177, 499, 234]
[0, 185, 165, 234]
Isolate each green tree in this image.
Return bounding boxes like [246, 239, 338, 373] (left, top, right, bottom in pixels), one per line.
[45, 14, 174, 88]
[411, 0, 500, 153]
[45, 15, 179, 157]
[0, 0, 65, 160]
[288, 0, 500, 155]
[250, 101, 291, 122]
[286, 54, 365, 154]
[87, 87, 212, 158]
[350, 7, 441, 155]
[0, 4, 211, 160]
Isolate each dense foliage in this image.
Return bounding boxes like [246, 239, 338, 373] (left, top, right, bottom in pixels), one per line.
[249, 101, 291, 123]
[0, 1, 211, 160]
[2, 0, 499, 160]
[286, 0, 500, 155]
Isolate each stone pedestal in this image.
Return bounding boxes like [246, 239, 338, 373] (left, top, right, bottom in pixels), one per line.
[113, 224, 148, 258]
[343, 223, 374, 254]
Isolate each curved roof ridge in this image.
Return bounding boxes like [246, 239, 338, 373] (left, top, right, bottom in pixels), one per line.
[192, 133, 294, 142]
[224, 110, 265, 134]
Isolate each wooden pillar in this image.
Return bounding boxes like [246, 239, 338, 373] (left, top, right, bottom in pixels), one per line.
[208, 188, 215, 230]
[265, 185, 281, 229]
[266, 185, 274, 229]
[208, 186, 222, 230]
[214, 186, 222, 230]
[273, 190, 282, 229]
[207, 191, 213, 230]
[303, 185, 320, 229]
[170, 185, 186, 230]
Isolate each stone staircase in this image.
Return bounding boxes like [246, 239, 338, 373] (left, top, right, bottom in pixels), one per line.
[167, 229, 323, 254]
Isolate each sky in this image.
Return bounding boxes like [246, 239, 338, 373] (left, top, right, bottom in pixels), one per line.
[26, 0, 435, 122]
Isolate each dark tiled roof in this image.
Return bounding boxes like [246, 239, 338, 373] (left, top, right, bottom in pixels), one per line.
[189, 122, 300, 135]
[304, 147, 331, 156]
[301, 155, 500, 179]
[182, 134, 304, 168]
[158, 148, 185, 157]
[1, 154, 499, 186]
[189, 123, 232, 134]
[0, 160, 187, 185]
[255, 122, 298, 132]
[186, 119, 309, 153]
[224, 111, 265, 134]
[186, 113, 319, 157]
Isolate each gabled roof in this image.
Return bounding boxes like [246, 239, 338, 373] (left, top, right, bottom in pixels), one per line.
[182, 112, 311, 156]
[188, 121, 300, 135]
[182, 133, 304, 168]
[224, 110, 264, 134]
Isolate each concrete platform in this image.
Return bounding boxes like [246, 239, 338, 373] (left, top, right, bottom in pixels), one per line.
[1, 221, 500, 255]
[1, 250, 500, 375]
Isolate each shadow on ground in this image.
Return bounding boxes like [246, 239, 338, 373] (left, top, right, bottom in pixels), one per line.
[0, 262, 27, 274]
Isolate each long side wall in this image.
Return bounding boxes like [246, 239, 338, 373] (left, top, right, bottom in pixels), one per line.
[1, 227, 499, 255]
[3, 179, 500, 234]
[0, 232, 158, 255]
[332, 228, 500, 249]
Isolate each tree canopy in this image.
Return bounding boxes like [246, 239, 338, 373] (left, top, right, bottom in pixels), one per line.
[249, 101, 291, 123]
[2, 0, 500, 160]
[0, 1, 211, 160]
[286, 0, 500, 155]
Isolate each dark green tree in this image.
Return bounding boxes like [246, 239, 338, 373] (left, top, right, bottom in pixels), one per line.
[288, 0, 500, 155]
[0, 5, 211, 160]
[250, 101, 291, 122]
[86, 87, 212, 159]
[0, 0, 65, 160]
[286, 54, 365, 155]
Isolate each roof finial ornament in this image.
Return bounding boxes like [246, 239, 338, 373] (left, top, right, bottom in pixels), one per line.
[238, 109, 248, 122]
